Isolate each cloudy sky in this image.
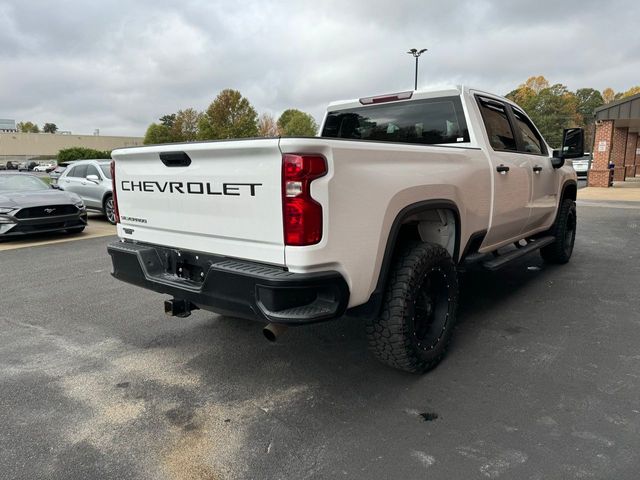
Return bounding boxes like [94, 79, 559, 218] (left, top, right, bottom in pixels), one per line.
[1, 0, 638, 137]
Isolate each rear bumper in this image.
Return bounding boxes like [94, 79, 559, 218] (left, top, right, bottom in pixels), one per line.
[107, 240, 350, 325]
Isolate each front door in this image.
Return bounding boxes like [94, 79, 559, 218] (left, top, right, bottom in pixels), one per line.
[508, 106, 559, 233]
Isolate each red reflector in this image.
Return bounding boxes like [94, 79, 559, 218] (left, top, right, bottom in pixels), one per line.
[282, 154, 327, 246]
[110, 160, 120, 224]
[359, 90, 413, 105]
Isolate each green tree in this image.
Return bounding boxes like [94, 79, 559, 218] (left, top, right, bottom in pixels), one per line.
[530, 84, 579, 147]
[143, 123, 174, 144]
[159, 114, 177, 128]
[575, 88, 604, 124]
[57, 147, 111, 163]
[198, 89, 258, 140]
[17, 121, 39, 133]
[43, 123, 58, 134]
[507, 80, 579, 148]
[575, 88, 604, 150]
[277, 109, 318, 136]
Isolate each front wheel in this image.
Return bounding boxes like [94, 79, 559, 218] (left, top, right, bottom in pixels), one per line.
[540, 198, 576, 264]
[67, 226, 85, 234]
[104, 195, 116, 225]
[366, 242, 459, 374]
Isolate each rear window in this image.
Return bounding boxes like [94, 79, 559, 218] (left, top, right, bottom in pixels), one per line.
[321, 96, 470, 145]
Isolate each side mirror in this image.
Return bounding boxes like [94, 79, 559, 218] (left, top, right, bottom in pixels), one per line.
[86, 174, 100, 183]
[552, 127, 584, 168]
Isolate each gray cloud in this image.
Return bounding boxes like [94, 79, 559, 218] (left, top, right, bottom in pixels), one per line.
[1, 0, 638, 136]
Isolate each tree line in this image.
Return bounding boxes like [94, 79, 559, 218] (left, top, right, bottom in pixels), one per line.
[506, 76, 640, 148]
[144, 89, 318, 144]
[15, 121, 58, 134]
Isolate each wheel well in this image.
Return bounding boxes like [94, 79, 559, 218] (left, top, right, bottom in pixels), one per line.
[396, 209, 457, 259]
[102, 191, 113, 208]
[561, 182, 577, 202]
[347, 203, 460, 319]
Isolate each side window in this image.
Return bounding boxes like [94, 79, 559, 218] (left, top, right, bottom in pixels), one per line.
[65, 166, 76, 177]
[70, 164, 88, 178]
[511, 108, 545, 155]
[86, 164, 100, 178]
[477, 97, 517, 151]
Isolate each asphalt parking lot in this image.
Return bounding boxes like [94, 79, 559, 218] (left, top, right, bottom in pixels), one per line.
[1, 203, 639, 480]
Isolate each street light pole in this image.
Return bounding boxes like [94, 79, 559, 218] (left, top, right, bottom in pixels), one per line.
[407, 48, 427, 90]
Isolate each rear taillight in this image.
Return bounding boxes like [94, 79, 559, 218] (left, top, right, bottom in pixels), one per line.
[110, 160, 120, 224]
[282, 154, 327, 246]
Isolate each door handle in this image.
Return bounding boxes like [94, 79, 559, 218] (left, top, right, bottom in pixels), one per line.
[496, 164, 510, 174]
[533, 165, 543, 173]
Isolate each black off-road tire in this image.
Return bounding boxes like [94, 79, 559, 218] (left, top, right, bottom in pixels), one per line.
[366, 241, 459, 374]
[540, 198, 576, 264]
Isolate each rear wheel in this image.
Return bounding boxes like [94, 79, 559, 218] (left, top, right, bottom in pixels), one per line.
[104, 195, 116, 225]
[366, 242, 459, 373]
[540, 198, 576, 264]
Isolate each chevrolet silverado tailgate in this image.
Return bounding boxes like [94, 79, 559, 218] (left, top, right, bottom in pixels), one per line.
[111, 139, 285, 265]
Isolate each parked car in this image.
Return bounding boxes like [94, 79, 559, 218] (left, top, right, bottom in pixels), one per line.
[0, 172, 87, 238]
[5, 161, 19, 170]
[18, 161, 38, 172]
[571, 153, 591, 177]
[0, 164, 5, 171]
[49, 163, 71, 186]
[33, 163, 56, 172]
[57, 159, 115, 224]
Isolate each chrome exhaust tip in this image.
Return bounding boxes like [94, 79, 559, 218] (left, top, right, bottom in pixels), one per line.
[263, 323, 288, 342]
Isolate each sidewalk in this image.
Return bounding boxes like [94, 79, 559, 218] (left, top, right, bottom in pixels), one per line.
[578, 178, 640, 202]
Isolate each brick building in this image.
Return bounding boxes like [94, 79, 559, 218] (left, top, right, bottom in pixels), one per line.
[588, 93, 640, 187]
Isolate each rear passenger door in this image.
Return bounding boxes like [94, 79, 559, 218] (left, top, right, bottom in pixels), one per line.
[475, 96, 532, 248]
[508, 106, 558, 233]
[61, 164, 88, 197]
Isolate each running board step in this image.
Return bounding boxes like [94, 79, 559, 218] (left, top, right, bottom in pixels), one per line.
[482, 236, 555, 271]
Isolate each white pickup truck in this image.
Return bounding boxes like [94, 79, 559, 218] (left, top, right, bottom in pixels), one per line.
[107, 86, 582, 373]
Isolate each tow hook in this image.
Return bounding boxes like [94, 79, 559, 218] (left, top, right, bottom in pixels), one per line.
[164, 298, 198, 318]
[263, 323, 288, 342]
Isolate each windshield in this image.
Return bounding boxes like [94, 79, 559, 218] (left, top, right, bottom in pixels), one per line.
[0, 175, 50, 192]
[100, 163, 112, 179]
[322, 96, 470, 145]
